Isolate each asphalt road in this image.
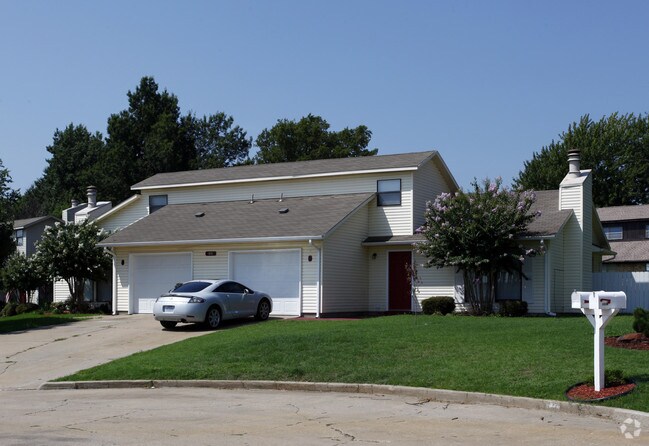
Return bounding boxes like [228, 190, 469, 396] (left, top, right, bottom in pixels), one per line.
[0, 314, 644, 445]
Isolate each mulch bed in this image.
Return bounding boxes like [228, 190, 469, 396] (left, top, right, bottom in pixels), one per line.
[566, 381, 636, 402]
[565, 333, 646, 402]
[605, 332, 649, 350]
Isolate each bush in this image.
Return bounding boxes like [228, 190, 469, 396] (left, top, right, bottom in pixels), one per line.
[15, 302, 40, 315]
[1, 302, 17, 317]
[0, 301, 5, 313]
[632, 307, 649, 337]
[498, 300, 528, 317]
[421, 296, 456, 315]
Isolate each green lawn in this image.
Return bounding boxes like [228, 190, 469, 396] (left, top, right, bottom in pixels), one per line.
[0, 313, 91, 333]
[60, 314, 649, 412]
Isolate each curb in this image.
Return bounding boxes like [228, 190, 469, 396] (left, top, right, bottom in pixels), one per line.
[40, 379, 649, 424]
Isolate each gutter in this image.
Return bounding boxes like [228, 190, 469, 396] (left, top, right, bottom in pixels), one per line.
[100, 235, 325, 248]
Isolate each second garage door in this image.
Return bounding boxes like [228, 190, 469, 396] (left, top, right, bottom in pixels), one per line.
[230, 250, 301, 316]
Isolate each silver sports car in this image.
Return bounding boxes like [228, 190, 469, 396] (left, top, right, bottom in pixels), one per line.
[152, 279, 272, 330]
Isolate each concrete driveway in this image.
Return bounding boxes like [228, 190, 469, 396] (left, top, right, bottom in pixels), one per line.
[0, 314, 209, 390]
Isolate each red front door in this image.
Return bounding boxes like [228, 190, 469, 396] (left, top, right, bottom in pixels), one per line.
[388, 251, 412, 311]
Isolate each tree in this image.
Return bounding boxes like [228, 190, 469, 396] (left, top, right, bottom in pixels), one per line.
[254, 114, 377, 164]
[416, 178, 539, 315]
[0, 159, 17, 268]
[35, 221, 111, 312]
[16, 124, 106, 217]
[188, 113, 252, 169]
[514, 113, 649, 207]
[1, 253, 48, 303]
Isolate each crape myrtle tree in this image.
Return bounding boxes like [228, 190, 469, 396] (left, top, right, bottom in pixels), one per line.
[416, 178, 540, 315]
[1, 253, 48, 303]
[36, 220, 111, 312]
[0, 158, 17, 269]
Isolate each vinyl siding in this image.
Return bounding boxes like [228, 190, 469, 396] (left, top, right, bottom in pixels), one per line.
[321, 203, 369, 313]
[53, 279, 70, 302]
[413, 252, 456, 308]
[582, 176, 593, 290]
[524, 252, 544, 313]
[412, 161, 453, 230]
[368, 248, 388, 311]
[99, 196, 146, 232]
[112, 241, 318, 314]
[550, 230, 567, 313]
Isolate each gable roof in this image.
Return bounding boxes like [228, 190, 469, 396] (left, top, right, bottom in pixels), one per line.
[13, 216, 61, 230]
[100, 193, 374, 247]
[131, 151, 451, 190]
[597, 204, 649, 222]
[521, 190, 573, 238]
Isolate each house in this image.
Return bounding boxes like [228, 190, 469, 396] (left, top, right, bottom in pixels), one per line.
[61, 149, 608, 316]
[11, 215, 62, 304]
[597, 205, 649, 272]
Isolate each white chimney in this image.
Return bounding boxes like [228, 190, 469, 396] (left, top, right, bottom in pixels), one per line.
[568, 149, 581, 177]
[71, 199, 79, 207]
[87, 186, 97, 208]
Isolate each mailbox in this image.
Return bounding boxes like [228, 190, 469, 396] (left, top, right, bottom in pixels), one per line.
[571, 290, 626, 310]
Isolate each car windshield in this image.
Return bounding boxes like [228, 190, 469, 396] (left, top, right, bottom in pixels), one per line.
[171, 281, 212, 293]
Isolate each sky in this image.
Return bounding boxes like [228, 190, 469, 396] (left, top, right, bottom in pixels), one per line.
[1, 0, 648, 194]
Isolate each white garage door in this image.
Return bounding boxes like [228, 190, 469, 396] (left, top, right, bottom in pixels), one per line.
[230, 250, 301, 316]
[130, 253, 192, 314]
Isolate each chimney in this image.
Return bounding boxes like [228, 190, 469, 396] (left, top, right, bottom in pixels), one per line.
[87, 186, 98, 208]
[71, 199, 79, 207]
[567, 149, 581, 178]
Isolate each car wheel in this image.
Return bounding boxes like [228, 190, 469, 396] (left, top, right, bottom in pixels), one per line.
[160, 321, 177, 329]
[255, 299, 271, 321]
[205, 306, 221, 329]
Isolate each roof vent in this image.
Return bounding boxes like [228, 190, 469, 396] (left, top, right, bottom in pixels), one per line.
[567, 148, 581, 178]
[249, 194, 255, 204]
[278, 208, 289, 214]
[195, 212, 205, 218]
[278, 193, 283, 202]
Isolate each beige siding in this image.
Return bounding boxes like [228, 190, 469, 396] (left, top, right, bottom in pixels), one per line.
[413, 252, 455, 307]
[550, 231, 567, 312]
[99, 196, 146, 232]
[321, 204, 369, 313]
[559, 185, 583, 310]
[412, 161, 453, 230]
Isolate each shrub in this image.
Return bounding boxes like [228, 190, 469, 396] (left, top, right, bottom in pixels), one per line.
[632, 308, 649, 337]
[1, 302, 17, 317]
[421, 296, 456, 315]
[498, 300, 528, 317]
[15, 302, 40, 315]
[0, 301, 5, 313]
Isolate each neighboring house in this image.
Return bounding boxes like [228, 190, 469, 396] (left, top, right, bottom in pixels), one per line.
[13, 216, 62, 257]
[11, 215, 62, 304]
[597, 204, 649, 272]
[60, 149, 608, 316]
[53, 186, 113, 308]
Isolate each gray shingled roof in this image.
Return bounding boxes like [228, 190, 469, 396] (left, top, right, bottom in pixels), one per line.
[603, 240, 649, 263]
[597, 204, 649, 222]
[13, 216, 61, 229]
[132, 151, 437, 189]
[522, 190, 573, 238]
[100, 193, 374, 246]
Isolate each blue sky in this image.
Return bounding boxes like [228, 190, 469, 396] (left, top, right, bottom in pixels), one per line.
[1, 1, 648, 194]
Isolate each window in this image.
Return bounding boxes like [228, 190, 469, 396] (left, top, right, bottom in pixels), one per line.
[149, 195, 168, 214]
[495, 270, 522, 301]
[604, 226, 623, 241]
[645, 225, 649, 239]
[377, 179, 401, 206]
[14, 229, 23, 246]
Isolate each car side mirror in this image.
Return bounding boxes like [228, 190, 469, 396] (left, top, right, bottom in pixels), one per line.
[244, 289, 252, 294]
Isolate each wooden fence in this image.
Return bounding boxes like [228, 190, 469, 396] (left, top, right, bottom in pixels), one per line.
[592, 272, 649, 313]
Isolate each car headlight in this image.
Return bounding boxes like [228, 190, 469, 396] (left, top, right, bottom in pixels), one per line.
[188, 297, 205, 303]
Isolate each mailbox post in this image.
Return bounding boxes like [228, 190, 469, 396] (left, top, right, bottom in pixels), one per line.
[571, 291, 627, 391]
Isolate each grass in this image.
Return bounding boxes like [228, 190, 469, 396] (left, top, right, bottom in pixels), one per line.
[60, 314, 649, 412]
[0, 313, 92, 333]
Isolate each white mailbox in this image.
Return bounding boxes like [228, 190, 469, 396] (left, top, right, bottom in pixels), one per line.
[571, 290, 627, 391]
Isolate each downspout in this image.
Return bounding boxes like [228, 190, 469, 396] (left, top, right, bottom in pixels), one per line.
[106, 247, 118, 315]
[309, 239, 322, 318]
[543, 240, 556, 317]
